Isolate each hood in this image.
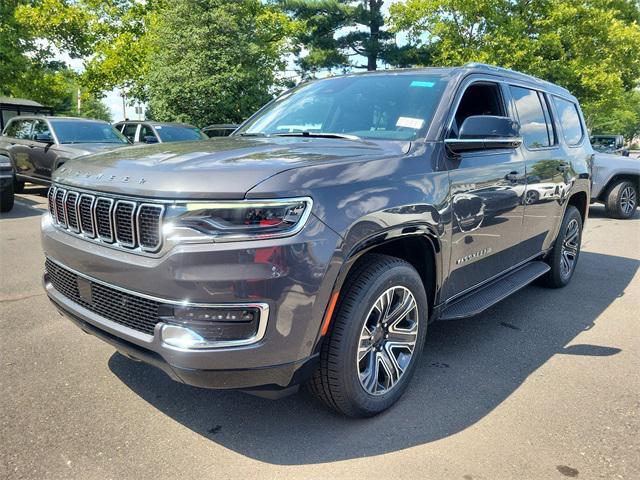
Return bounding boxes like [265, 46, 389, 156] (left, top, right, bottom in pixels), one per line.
[56, 142, 130, 158]
[593, 151, 640, 170]
[53, 136, 409, 199]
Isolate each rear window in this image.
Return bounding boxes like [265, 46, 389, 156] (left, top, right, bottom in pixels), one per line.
[552, 97, 583, 146]
[509, 86, 553, 149]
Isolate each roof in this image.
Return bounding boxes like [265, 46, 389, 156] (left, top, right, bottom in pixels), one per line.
[0, 97, 44, 107]
[5, 115, 109, 123]
[339, 63, 575, 99]
[114, 120, 197, 127]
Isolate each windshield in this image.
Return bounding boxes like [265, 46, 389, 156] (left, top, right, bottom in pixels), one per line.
[238, 74, 447, 141]
[51, 120, 129, 144]
[155, 125, 206, 142]
[591, 137, 617, 151]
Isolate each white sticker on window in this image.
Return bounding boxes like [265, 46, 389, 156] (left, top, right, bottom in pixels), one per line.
[396, 117, 424, 129]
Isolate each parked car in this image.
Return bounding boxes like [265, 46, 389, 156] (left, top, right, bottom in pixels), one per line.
[42, 64, 591, 417]
[202, 124, 239, 138]
[591, 134, 629, 156]
[114, 120, 207, 144]
[0, 116, 129, 212]
[591, 151, 639, 218]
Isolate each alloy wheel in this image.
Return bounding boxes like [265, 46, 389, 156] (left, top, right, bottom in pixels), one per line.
[560, 218, 580, 279]
[357, 286, 419, 395]
[620, 185, 637, 216]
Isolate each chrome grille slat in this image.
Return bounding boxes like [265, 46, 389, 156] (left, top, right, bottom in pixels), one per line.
[137, 204, 164, 252]
[95, 198, 114, 242]
[65, 192, 80, 232]
[114, 200, 136, 247]
[79, 194, 95, 237]
[48, 186, 164, 253]
[55, 188, 67, 227]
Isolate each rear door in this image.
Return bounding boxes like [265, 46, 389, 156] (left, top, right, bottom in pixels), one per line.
[506, 85, 567, 258]
[444, 77, 527, 300]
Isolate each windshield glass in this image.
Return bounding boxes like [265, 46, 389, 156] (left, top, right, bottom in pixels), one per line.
[155, 125, 206, 142]
[238, 74, 447, 141]
[51, 120, 129, 144]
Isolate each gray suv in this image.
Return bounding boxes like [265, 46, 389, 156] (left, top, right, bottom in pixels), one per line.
[0, 116, 129, 212]
[41, 64, 592, 417]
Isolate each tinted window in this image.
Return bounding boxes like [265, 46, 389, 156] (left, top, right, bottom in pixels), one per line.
[139, 124, 157, 141]
[239, 74, 448, 141]
[32, 120, 52, 140]
[50, 120, 129, 144]
[5, 119, 33, 139]
[510, 86, 552, 148]
[154, 125, 205, 142]
[552, 97, 583, 146]
[121, 123, 138, 142]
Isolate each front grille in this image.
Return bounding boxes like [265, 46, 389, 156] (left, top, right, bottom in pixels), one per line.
[65, 191, 80, 232]
[47, 186, 164, 252]
[46, 259, 162, 335]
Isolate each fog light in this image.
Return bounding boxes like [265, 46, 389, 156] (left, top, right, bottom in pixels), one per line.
[161, 325, 209, 349]
[160, 306, 263, 348]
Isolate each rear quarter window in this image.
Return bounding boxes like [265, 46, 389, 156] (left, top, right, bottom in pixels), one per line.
[552, 97, 584, 146]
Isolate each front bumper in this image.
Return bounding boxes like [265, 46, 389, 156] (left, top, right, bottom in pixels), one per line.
[41, 212, 342, 389]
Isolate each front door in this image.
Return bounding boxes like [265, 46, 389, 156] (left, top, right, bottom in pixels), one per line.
[30, 120, 58, 179]
[444, 79, 527, 300]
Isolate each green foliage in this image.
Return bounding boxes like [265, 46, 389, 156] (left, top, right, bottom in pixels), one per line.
[15, 0, 161, 101]
[389, 0, 640, 140]
[146, 0, 292, 126]
[70, 95, 113, 122]
[279, 0, 409, 75]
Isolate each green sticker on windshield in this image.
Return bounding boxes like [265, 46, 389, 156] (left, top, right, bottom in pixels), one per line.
[410, 80, 435, 88]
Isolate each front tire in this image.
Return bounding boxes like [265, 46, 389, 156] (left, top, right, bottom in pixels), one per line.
[539, 205, 582, 288]
[0, 181, 15, 213]
[605, 180, 637, 219]
[308, 254, 428, 417]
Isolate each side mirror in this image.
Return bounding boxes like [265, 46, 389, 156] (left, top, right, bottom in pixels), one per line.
[621, 149, 630, 157]
[143, 135, 159, 144]
[35, 133, 53, 144]
[445, 115, 522, 153]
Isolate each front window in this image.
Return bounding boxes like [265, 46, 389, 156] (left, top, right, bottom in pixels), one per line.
[238, 74, 448, 141]
[50, 120, 129, 144]
[154, 125, 206, 142]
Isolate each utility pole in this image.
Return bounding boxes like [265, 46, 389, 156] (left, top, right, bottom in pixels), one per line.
[77, 87, 82, 113]
[121, 90, 127, 120]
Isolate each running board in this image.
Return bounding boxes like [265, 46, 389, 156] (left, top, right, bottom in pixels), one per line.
[439, 261, 550, 321]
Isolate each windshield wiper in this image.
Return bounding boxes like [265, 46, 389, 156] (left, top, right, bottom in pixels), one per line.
[237, 132, 269, 137]
[273, 131, 361, 140]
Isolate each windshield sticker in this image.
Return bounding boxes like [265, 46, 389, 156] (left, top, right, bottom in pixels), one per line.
[396, 117, 424, 129]
[155, 126, 162, 129]
[410, 80, 435, 88]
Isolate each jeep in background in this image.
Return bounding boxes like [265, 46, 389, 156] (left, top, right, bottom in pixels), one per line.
[41, 64, 591, 417]
[0, 116, 130, 213]
[591, 134, 630, 157]
[591, 151, 639, 218]
[114, 120, 207, 144]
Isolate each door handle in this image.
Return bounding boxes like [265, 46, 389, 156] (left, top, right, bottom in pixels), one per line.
[557, 163, 570, 172]
[505, 171, 519, 182]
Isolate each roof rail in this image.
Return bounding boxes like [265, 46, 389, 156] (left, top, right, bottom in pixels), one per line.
[463, 63, 571, 95]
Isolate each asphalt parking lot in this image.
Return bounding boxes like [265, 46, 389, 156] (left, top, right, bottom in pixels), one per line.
[1, 186, 639, 480]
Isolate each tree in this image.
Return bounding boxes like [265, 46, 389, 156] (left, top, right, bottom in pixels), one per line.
[146, 0, 292, 126]
[389, 0, 640, 138]
[279, 0, 411, 76]
[15, 0, 162, 102]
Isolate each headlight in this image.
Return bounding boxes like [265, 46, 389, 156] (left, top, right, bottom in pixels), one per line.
[164, 197, 313, 243]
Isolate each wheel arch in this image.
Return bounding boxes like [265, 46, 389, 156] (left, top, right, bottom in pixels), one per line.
[598, 173, 640, 203]
[567, 190, 588, 224]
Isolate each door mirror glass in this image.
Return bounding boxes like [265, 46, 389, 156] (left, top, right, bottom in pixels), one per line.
[446, 116, 522, 153]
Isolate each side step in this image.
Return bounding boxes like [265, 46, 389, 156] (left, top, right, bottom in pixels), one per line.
[439, 261, 550, 320]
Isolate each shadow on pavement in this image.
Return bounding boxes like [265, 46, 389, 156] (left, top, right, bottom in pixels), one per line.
[588, 204, 639, 220]
[109, 251, 638, 465]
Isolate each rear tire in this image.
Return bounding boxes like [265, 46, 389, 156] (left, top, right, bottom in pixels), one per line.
[539, 205, 582, 288]
[605, 180, 637, 219]
[308, 254, 428, 417]
[0, 181, 15, 213]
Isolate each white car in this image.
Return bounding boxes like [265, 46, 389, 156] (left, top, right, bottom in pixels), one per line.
[591, 152, 639, 218]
